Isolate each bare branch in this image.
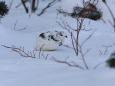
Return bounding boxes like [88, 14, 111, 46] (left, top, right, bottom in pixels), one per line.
[103, 1, 115, 31]
[14, 20, 18, 30]
[2, 45, 36, 58]
[62, 44, 73, 49]
[39, 44, 45, 59]
[99, 45, 112, 55]
[103, 45, 112, 55]
[38, 0, 57, 16]
[21, 0, 29, 13]
[50, 57, 84, 69]
[99, 50, 103, 55]
[81, 29, 96, 47]
[15, 0, 29, 8]
[41, 52, 49, 60]
[31, 0, 39, 13]
[94, 61, 105, 69]
[18, 26, 28, 31]
[78, 45, 89, 69]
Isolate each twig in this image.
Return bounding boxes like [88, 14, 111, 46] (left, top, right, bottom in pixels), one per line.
[2, 45, 36, 58]
[99, 50, 103, 55]
[70, 32, 77, 55]
[103, 45, 112, 55]
[103, 1, 115, 31]
[79, 45, 89, 69]
[14, 20, 18, 30]
[81, 29, 96, 47]
[18, 26, 28, 31]
[50, 57, 84, 69]
[94, 61, 105, 69]
[62, 44, 73, 49]
[31, 0, 39, 13]
[38, 0, 57, 16]
[21, 0, 29, 13]
[41, 51, 49, 60]
[15, 0, 29, 8]
[99, 45, 112, 55]
[39, 44, 45, 59]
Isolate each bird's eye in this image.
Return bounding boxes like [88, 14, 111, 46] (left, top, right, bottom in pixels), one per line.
[59, 33, 63, 36]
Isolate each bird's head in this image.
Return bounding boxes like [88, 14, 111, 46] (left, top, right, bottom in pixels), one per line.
[56, 31, 67, 40]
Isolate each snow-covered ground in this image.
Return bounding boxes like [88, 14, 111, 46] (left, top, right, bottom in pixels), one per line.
[0, 0, 115, 86]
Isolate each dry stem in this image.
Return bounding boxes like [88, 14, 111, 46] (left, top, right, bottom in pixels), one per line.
[2, 45, 36, 58]
[50, 57, 84, 69]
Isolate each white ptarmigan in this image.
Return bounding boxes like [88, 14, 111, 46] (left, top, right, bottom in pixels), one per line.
[34, 30, 67, 51]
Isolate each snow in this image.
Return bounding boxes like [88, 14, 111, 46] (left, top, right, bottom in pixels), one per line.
[0, 0, 115, 86]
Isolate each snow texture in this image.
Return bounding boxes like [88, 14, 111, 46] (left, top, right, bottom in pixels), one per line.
[0, 0, 115, 86]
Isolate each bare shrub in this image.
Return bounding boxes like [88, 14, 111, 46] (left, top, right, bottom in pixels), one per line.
[58, 0, 102, 20]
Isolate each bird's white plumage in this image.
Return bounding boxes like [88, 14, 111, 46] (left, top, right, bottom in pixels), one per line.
[34, 30, 67, 51]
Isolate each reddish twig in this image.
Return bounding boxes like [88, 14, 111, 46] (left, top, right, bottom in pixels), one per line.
[2, 45, 36, 58]
[78, 45, 89, 69]
[50, 57, 84, 69]
[39, 44, 45, 58]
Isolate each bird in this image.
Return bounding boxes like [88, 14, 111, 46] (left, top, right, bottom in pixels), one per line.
[34, 30, 67, 51]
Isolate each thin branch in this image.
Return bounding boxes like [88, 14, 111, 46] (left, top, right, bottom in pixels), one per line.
[14, 20, 18, 30]
[2, 45, 36, 58]
[94, 61, 105, 69]
[15, 0, 29, 8]
[62, 44, 73, 49]
[99, 50, 103, 55]
[79, 45, 89, 69]
[50, 57, 84, 69]
[31, 0, 39, 13]
[38, 0, 57, 16]
[21, 0, 29, 13]
[81, 29, 96, 47]
[103, 45, 112, 55]
[41, 52, 49, 60]
[18, 26, 28, 31]
[39, 44, 45, 59]
[71, 32, 78, 55]
[103, 1, 115, 31]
